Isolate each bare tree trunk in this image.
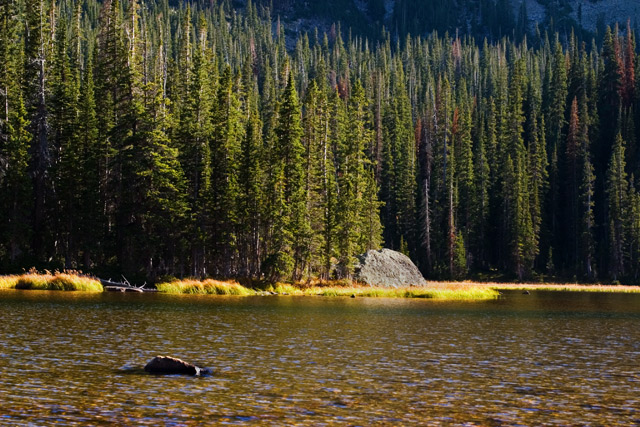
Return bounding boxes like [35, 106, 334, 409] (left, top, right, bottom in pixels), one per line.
[423, 175, 431, 272]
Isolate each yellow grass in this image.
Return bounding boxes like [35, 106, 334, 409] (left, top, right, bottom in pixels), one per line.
[306, 281, 500, 299]
[0, 275, 20, 289]
[156, 278, 500, 300]
[485, 282, 640, 293]
[156, 279, 255, 296]
[0, 272, 103, 292]
[311, 286, 499, 299]
[4, 273, 639, 297]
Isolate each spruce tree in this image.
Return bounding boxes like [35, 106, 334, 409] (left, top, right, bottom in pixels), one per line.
[176, 24, 215, 277]
[0, 94, 32, 264]
[607, 133, 629, 281]
[51, 18, 81, 268]
[76, 52, 101, 270]
[238, 77, 264, 278]
[265, 72, 305, 281]
[301, 79, 330, 277]
[211, 66, 243, 276]
[578, 101, 596, 279]
[24, 0, 52, 260]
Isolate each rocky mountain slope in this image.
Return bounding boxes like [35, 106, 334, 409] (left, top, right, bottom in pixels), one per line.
[237, 0, 639, 41]
[518, 0, 639, 32]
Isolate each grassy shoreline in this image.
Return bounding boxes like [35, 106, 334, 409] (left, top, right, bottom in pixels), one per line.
[156, 279, 501, 300]
[3, 273, 640, 299]
[156, 278, 640, 299]
[487, 282, 640, 293]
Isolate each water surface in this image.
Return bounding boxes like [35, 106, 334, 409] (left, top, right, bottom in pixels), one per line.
[0, 290, 639, 425]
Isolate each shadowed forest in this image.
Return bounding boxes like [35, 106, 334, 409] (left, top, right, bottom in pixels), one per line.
[1, 0, 640, 283]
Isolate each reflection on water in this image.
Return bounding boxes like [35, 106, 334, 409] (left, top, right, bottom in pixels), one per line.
[0, 290, 639, 425]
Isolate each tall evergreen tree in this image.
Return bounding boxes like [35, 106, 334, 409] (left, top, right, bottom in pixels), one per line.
[211, 66, 243, 276]
[24, 0, 51, 259]
[265, 72, 305, 281]
[607, 133, 629, 280]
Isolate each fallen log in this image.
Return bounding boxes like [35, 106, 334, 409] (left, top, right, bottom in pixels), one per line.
[99, 277, 150, 292]
[103, 284, 144, 292]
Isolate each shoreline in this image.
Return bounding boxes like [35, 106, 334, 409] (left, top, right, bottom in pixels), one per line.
[155, 279, 501, 300]
[154, 278, 640, 299]
[3, 274, 640, 299]
[486, 283, 640, 293]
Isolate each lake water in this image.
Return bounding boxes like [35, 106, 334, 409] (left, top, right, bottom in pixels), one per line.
[0, 290, 639, 425]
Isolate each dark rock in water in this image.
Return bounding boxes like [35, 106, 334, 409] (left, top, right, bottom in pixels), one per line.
[354, 249, 427, 288]
[144, 356, 210, 376]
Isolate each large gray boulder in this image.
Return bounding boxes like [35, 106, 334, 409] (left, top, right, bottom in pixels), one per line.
[144, 356, 210, 376]
[354, 249, 426, 288]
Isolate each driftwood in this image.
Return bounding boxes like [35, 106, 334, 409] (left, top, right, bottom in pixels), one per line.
[100, 276, 151, 292]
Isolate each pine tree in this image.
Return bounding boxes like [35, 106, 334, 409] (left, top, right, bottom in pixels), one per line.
[265, 72, 305, 281]
[607, 133, 628, 281]
[0, 94, 32, 264]
[454, 83, 474, 270]
[598, 26, 624, 169]
[94, 0, 132, 268]
[524, 64, 548, 273]
[565, 97, 580, 272]
[176, 22, 215, 277]
[301, 79, 330, 277]
[334, 80, 380, 277]
[133, 80, 188, 279]
[506, 57, 535, 279]
[382, 59, 416, 255]
[76, 52, 101, 270]
[627, 177, 640, 280]
[544, 41, 567, 265]
[237, 76, 264, 278]
[51, 18, 82, 267]
[211, 66, 243, 276]
[578, 103, 596, 279]
[471, 108, 490, 269]
[0, 0, 32, 263]
[24, 0, 52, 260]
[622, 21, 635, 109]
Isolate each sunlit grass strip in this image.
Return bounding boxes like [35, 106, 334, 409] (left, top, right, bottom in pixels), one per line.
[487, 282, 640, 293]
[267, 280, 499, 299]
[0, 273, 103, 292]
[156, 279, 255, 296]
[157, 279, 500, 299]
[310, 285, 500, 300]
[265, 283, 303, 295]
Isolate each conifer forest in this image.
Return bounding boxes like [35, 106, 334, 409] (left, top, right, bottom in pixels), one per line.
[2, 0, 640, 284]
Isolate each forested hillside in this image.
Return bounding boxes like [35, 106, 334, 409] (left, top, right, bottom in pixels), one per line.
[1, 0, 640, 283]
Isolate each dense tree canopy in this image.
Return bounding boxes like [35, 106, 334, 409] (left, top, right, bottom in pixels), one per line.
[1, 0, 640, 284]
